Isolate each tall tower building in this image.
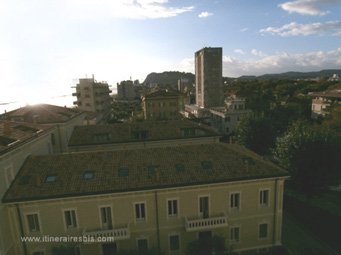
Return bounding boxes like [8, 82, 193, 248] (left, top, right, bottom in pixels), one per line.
[195, 47, 224, 108]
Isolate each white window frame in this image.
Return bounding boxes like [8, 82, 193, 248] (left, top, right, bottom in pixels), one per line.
[258, 222, 269, 240]
[99, 205, 113, 229]
[198, 195, 210, 218]
[167, 198, 179, 218]
[134, 201, 147, 223]
[230, 225, 240, 243]
[63, 209, 78, 230]
[259, 189, 270, 207]
[168, 233, 181, 252]
[136, 237, 149, 253]
[25, 212, 41, 233]
[229, 192, 241, 211]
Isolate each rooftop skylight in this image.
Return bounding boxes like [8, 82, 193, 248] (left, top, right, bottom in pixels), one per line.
[83, 171, 94, 180]
[118, 167, 129, 177]
[45, 175, 57, 183]
[201, 160, 213, 171]
[175, 163, 185, 173]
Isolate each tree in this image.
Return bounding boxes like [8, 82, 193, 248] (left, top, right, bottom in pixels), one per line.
[186, 235, 226, 255]
[273, 121, 341, 195]
[235, 114, 275, 155]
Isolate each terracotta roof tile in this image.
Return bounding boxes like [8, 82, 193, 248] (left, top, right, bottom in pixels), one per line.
[3, 143, 288, 203]
[68, 120, 219, 146]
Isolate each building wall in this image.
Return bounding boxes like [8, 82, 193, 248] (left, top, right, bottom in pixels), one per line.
[73, 78, 112, 120]
[195, 48, 223, 108]
[55, 113, 86, 153]
[143, 96, 184, 121]
[6, 178, 285, 255]
[0, 129, 57, 255]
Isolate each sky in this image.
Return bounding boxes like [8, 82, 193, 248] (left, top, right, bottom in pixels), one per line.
[0, 0, 341, 110]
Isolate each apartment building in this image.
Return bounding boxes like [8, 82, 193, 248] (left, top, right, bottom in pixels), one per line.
[72, 76, 112, 122]
[117, 80, 136, 101]
[3, 143, 288, 255]
[141, 90, 184, 121]
[210, 95, 251, 135]
[195, 47, 224, 108]
[310, 89, 341, 119]
[3, 104, 86, 153]
[67, 120, 220, 152]
[0, 121, 57, 255]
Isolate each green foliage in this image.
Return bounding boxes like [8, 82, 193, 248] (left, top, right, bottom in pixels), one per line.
[51, 245, 75, 255]
[235, 114, 275, 155]
[273, 121, 341, 195]
[117, 248, 161, 255]
[186, 235, 226, 255]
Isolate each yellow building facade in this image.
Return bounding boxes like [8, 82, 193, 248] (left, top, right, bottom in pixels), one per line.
[3, 144, 288, 255]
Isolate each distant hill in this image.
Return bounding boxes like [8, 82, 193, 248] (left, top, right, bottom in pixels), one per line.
[238, 69, 341, 80]
[143, 71, 195, 88]
[142, 69, 341, 87]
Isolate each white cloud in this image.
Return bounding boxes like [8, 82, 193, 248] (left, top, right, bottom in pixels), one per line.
[2, 0, 194, 21]
[179, 48, 341, 77]
[251, 49, 266, 57]
[223, 48, 341, 76]
[260, 21, 341, 36]
[198, 11, 213, 18]
[234, 49, 246, 55]
[279, 0, 338, 16]
[240, 27, 249, 32]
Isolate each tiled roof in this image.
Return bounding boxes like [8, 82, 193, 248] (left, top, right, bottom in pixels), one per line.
[3, 104, 82, 124]
[143, 89, 182, 99]
[0, 121, 54, 155]
[309, 90, 341, 99]
[68, 120, 219, 146]
[2, 143, 288, 203]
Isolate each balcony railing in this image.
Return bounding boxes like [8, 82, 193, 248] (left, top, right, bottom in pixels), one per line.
[185, 215, 228, 232]
[83, 225, 130, 242]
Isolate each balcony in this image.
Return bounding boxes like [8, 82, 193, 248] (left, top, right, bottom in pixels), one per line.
[185, 215, 228, 232]
[83, 225, 130, 241]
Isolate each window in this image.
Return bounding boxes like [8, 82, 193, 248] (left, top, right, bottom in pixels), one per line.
[199, 196, 209, 218]
[135, 203, 146, 221]
[201, 161, 213, 171]
[137, 238, 148, 255]
[100, 207, 113, 229]
[259, 223, 268, 239]
[45, 175, 56, 183]
[230, 226, 240, 242]
[167, 199, 178, 217]
[83, 171, 94, 180]
[175, 163, 185, 173]
[118, 167, 129, 177]
[230, 193, 240, 210]
[27, 214, 40, 232]
[169, 234, 180, 251]
[260, 190, 269, 206]
[64, 210, 77, 229]
[147, 166, 156, 178]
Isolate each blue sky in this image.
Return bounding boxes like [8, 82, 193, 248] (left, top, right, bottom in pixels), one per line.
[0, 0, 341, 108]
